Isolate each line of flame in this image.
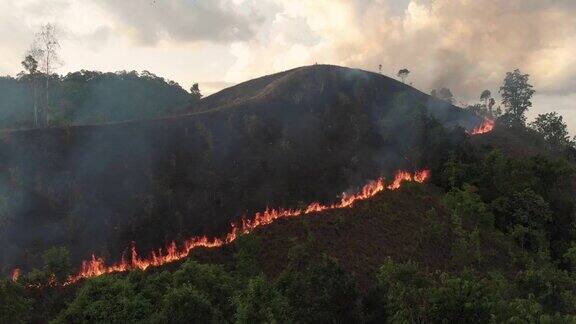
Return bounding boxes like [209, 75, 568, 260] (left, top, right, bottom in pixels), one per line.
[13, 169, 430, 285]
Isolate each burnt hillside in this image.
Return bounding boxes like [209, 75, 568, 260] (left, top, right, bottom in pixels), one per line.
[0, 65, 480, 275]
[198, 65, 479, 129]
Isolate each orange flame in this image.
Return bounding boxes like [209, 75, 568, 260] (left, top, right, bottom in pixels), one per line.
[11, 268, 20, 282]
[40, 169, 429, 285]
[469, 118, 495, 135]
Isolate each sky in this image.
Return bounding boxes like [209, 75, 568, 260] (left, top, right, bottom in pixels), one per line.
[0, 0, 575, 134]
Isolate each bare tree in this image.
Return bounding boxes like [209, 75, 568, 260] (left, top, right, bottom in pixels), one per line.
[397, 68, 410, 83]
[21, 47, 43, 127]
[35, 24, 62, 127]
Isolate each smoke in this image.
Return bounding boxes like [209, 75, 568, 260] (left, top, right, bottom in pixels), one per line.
[226, 0, 576, 101]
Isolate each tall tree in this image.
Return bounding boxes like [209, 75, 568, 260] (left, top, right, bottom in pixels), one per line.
[480, 89, 491, 110]
[480, 90, 491, 102]
[21, 48, 42, 127]
[477, 90, 498, 117]
[190, 83, 203, 101]
[500, 69, 534, 125]
[397, 68, 410, 83]
[35, 24, 62, 127]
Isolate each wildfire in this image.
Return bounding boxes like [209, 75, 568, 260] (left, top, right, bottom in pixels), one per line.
[11, 268, 20, 282]
[469, 118, 495, 135]
[16, 169, 430, 286]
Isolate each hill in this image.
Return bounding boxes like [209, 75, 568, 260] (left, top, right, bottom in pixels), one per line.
[2, 65, 576, 323]
[0, 65, 480, 275]
[198, 65, 481, 129]
[12, 132, 576, 322]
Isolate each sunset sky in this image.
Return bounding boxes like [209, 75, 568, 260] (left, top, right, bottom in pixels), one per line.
[0, 0, 574, 133]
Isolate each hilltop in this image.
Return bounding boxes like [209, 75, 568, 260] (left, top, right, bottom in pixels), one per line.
[198, 65, 480, 129]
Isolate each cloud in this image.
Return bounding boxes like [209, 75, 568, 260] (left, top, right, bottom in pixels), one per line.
[94, 0, 260, 45]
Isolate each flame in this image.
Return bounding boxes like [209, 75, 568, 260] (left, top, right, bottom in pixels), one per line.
[11, 268, 20, 282]
[18, 169, 429, 285]
[469, 118, 495, 135]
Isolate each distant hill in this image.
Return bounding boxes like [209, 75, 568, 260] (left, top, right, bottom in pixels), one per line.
[0, 65, 481, 274]
[0, 70, 196, 129]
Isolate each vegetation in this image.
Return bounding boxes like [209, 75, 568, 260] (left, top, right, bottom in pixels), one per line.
[1, 66, 575, 322]
[499, 69, 536, 126]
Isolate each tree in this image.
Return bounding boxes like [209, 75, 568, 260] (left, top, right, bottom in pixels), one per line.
[397, 68, 410, 83]
[42, 246, 71, 284]
[507, 189, 552, 252]
[277, 255, 361, 323]
[500, 69, 535, 125]
[529, 112, 570, 149]
[371, 258, 431, 323]
[52, 275, 153, 323]
[172, 261, 236, 320]
[428, 274, 500, 323]
[190, 83, 202, 101]
[468, 89, 498, 118]
[234, 234, 262, 277]
[157, 285, 219, 323]
[0, 280, 33, 324]
[233, 276, 290, 323]
[479, 89, 496, 115]
[431, 87, 455, 104]
[480, 89, 491, 103]
[21, 50, 42, 127]
[34, 23, 62, 127]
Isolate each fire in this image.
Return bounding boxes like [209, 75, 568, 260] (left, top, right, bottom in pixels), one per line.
[469, 118, 495, 135]
[17, 169, 430, 285]
[11, 268, 20, 282]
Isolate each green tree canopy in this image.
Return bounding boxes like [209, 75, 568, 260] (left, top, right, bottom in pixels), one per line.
[500, 69, 535, 125]
[530, 112, 571, 149]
